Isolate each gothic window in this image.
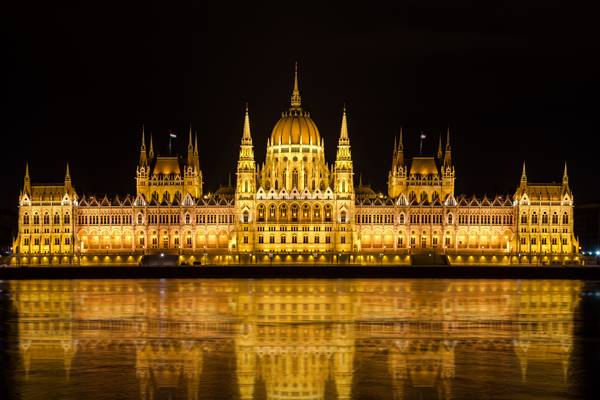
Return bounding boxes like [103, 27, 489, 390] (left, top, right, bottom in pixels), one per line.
[184, 213, 190, 224]
[53, 213, 60, 225]
[447, 213, 453, 224]
[257, 205, 265, 222]
[281, 235, 286, 244]
[341, 180, 346, 193]
[420, 192, 428, 202]
[552, 212, 558, 224]
[312, 180, 316, 191]
[292, 169, 299, 189]
[292, 234, 297, 243]
[269, 235, 275, 244]
[43, 213, 50, 225]
[399, 213, 405, 224]
[432, 191, 439, 201]
[302, 204, 310, 220]
[409, 192, 416, 202]
[274, 180, 279, 190]
[532, 212, 538, 224]
[313, 205, 320, 219]
[163, 192, 170, 203]
[244, 181, 249, 193]
[269, 204, 276, 220]
[137, 213, 144, 224]
[291, 204, 299, 222]
[340, 210, 347, 223]
[324, 205, 332, 222]
[562, 212, 568, 224]
[521, 213, 527, 224]
[542, 212, 548, 224]
[23, 213, 30, 225]
[242, 210, 249, 223]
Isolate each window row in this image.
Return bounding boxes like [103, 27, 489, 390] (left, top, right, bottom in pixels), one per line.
[23, 213, 70, 225]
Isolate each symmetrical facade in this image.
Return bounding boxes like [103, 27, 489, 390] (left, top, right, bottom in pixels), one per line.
[11, 67, 580, 265]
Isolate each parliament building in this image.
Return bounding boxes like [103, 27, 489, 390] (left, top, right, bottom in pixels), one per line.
[10, 67, 580, 266]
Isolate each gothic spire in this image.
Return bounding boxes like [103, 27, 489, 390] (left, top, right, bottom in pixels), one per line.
[187, 124, 194, 166]
[23, 162, 30, 194]
[149, 133, 154, 160]
[64, 162, 72, 193]
[339, 104, 349, 143]
[521, 161, 527, 183]
[563, 161, 569, 185]
[194, 133, 198, 155]
[139, 125, 148, 166]
[396, 127, 404, 167]
[437, 134, 443, 159]
[290, 62, 301, 109]
[242, 103, 252, 143]
[443, 127, 452, 168]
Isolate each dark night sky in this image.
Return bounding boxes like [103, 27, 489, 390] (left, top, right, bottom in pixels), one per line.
[1, 1, 599, 213]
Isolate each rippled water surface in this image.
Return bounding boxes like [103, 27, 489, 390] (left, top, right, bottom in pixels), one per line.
[1, 279, 599, 399]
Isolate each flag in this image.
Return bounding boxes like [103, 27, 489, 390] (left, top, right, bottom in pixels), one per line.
[169, 130, 177, 139]
[420, 133, 426, 139]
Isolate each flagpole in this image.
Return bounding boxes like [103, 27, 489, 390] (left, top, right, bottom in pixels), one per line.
[169, 135, 172, 155]
[419, 131, 423, 155]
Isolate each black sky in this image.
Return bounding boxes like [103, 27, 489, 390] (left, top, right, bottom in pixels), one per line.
[1, 1, 599, 213]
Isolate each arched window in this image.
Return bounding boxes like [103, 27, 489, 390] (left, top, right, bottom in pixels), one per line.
[432, 191, 439, 201]
[409, 192, 416, 202]
[244, 181, 249, 193]
[324, 205, 332, 222]
[53, 213, 60, 225]
[242, 210, 249, 223]
[447, 213, 453, 224]
[279, 204, 287, 219]
[542, 212, 548, 224]
[313, 205, 320, 219]
[291, 204, 299, 222]
[274, 180, 279, 190]
[43, 213, 50, 225]
[23, 213, 30, 225]
[269, 204, 276, 220]
[292, 169, 299, 189]
[137, 213, 144, 224]
[420, 192, 428, 202]
[302, 204, 310, 220]
[521, 213, 527, 224]
[562, 212, 568, 224]
[552, 212, 558, 224]
[185, 213, 191, 224]
[64, 213, 70, 224]
[341, 180, 346, 193]
[257, 205, 265, 222]
[340, 210, 347, 223]
[531, 212, 538, 224]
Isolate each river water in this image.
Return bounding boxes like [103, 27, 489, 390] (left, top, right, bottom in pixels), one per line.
[0, 279, 599, 400]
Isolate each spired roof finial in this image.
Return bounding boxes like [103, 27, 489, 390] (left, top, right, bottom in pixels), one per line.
[290, 61, 302, 109]
[339, 103, 349, 141]
[437, 134, 443, 159]
[563, 161, 569, 184]
[242, 103, 252, 141]
[521, 161, 527, 182]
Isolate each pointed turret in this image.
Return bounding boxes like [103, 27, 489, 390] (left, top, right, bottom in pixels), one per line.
[562, 161, 569, 185]
[139, 125, 148, 167]
[290, 62, 302, 109]
[397, 127, 404, 167]
[242, 103, 253, 144]
[339, 104, 349, 143]
[443, 127, 452, 168]
[64, 162, 72, 194]
[236, 104, 256, 196]
[521, 161, 527, 183]
[187, 124, 194, 167]
[149, 133, 154, 160]
[437, 134, 443, 159]
[23, 162, 31, 195]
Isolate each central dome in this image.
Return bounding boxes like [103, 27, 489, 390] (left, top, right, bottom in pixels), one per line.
[269, 63, 321, 146]
[270, 109, 321, 145]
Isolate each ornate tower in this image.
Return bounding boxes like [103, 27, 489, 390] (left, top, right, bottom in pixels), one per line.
[441, 127, 455, 198]
[136, 126, 150, 197]
[387, 128, 406, 198]
[334, 105, 355, 252]
[183, 126, 203, 198]
[235, 105, 257, 252]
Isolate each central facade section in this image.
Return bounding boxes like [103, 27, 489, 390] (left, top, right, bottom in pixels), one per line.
[235, 65, 355, 254]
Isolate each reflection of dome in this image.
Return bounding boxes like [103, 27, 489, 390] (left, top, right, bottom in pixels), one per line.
[270, 110, 320, 146]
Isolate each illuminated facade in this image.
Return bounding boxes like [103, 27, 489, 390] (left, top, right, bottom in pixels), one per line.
[11, 66, 580, 265]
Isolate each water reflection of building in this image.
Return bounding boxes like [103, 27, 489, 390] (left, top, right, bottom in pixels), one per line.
[10, 279, 582, 399]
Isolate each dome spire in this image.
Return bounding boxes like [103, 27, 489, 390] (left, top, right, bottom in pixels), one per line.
[290, 62, 301, 109]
